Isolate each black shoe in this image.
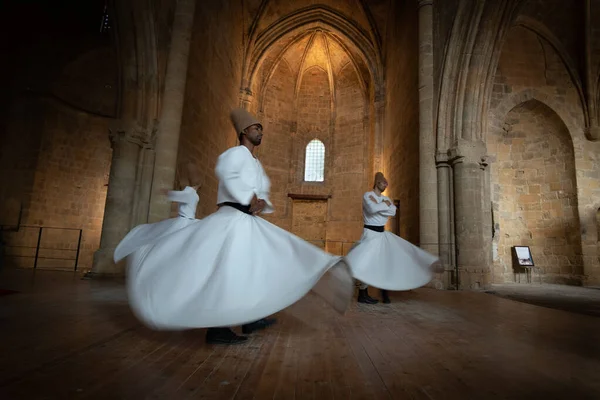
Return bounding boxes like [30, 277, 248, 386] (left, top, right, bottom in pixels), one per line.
[206, 328, 248, 345]
[358, 288, 379, 304]
[242, 318, 277, 334]
[381, 289, 391, 304]
[365, 288, 380, 303]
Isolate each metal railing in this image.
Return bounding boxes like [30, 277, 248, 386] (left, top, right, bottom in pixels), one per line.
[0, 225, 83, 271]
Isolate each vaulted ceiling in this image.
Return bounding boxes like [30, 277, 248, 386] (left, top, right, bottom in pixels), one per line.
[242, 0, 391, 51]
[241, 0, 390, 100]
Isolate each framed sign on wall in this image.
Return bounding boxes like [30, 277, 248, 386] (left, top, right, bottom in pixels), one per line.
[512, 246, 534, 267]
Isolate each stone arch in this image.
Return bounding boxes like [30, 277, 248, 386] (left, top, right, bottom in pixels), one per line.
[513, 15, 587, 127]
[296, 65, 329, 96]
[436, 1, 524, 151]
[488, 88, 584, 144]
[243, 6, 382, 101]
[296, 65, 332, 138]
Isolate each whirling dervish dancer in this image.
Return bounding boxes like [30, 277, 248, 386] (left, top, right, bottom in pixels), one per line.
[346, 172, 440, 304]
[114, 108, 353, 345]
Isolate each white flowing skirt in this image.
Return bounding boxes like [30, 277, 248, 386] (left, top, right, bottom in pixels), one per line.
[114, 216, 200, 263]
[346, 229, 439, 290]
[125, 206, 353, 330]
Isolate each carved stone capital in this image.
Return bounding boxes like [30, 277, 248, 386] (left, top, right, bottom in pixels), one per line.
[239, 88, 254, 108]
[447, 139, 487, 166]
[418, 0, 433, 8]
[435, 151, 450, 168]
[479, 155, 489, 170]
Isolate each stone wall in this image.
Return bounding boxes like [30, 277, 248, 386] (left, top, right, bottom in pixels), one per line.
[178, 0, 245, 218]
[0, 98, 111, 270]
[328, 62, 369, 248]
[519, 0, 585, 74]
[489, 100, 582, 284]
[254, 29, 369, 255]
[488, 24, 600, 285]
[258, 60, 296, 230]
[0, 1, 117, 271]
[383, 0, 420, 244]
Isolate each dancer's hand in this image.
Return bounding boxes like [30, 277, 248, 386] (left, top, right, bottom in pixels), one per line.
[369, 195, 378, 203]
[249, 195, 266, 214]
[383, 200, 391, 206]
[250, 198, 267, 214]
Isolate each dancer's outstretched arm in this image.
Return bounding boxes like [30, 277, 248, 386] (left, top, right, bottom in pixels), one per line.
[166, 187, 198, 205]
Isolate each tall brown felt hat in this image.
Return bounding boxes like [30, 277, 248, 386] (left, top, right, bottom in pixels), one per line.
[374, 171, 387, 186]
[230, 108, 261, 134]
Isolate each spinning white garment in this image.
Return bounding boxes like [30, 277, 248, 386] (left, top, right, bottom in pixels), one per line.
[346, 191, 440, 290]
[114, 186, 200, 263]
[116, 146, 353, 330]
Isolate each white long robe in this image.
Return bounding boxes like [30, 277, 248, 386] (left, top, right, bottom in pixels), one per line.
[346, 191, 439, 291]
[123, 145, 353, 330]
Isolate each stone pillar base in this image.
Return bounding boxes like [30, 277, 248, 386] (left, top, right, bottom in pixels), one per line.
[458, 268, 492, 290]
[424, 264, 457, 290]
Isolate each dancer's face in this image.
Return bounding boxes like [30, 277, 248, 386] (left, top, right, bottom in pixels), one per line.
[244, 124, 263, 146]
[375, 179, 388, 192]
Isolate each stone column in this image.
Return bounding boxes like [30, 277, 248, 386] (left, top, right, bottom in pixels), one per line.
[148, 0, 196, 222]
[91, 124, 146, 275]
[450, 141, 491, 289]
[373, 91, 386, 174]
[436, 152, 453, 288]
[584, 0, 600, 140]
[481, 157, 493, 278]
[418, 0, 438, 255]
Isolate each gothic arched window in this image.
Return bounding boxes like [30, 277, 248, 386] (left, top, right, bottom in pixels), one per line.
[304, 139, 325, 182]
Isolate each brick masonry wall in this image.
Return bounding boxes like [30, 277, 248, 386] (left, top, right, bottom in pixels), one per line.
[258, 60, 296, 230]
[256, 50, 367, 253]
[489, 100, 582, 284]
[329, 62, 367, 247]
[0, 6, 118, 271]
[490, 26, 582, 112]
[0, 98, 111, 270]
[383, 0, 420, 244]
[290, 199, 328, 249]
[178, 0, 244, 219]
[489, 24, 600, 285]
[289, 66, 333, 199]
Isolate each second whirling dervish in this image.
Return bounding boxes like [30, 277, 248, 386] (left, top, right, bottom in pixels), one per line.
[114, 107, 354, 344]
[345, 172, 440, 304]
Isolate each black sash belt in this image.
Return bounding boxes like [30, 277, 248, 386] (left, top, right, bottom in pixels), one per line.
[364, 224, 384, 232]
[220, 202, 252, 215]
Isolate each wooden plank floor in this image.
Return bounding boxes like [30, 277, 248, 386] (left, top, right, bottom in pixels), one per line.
[1, 268, 599, 399]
